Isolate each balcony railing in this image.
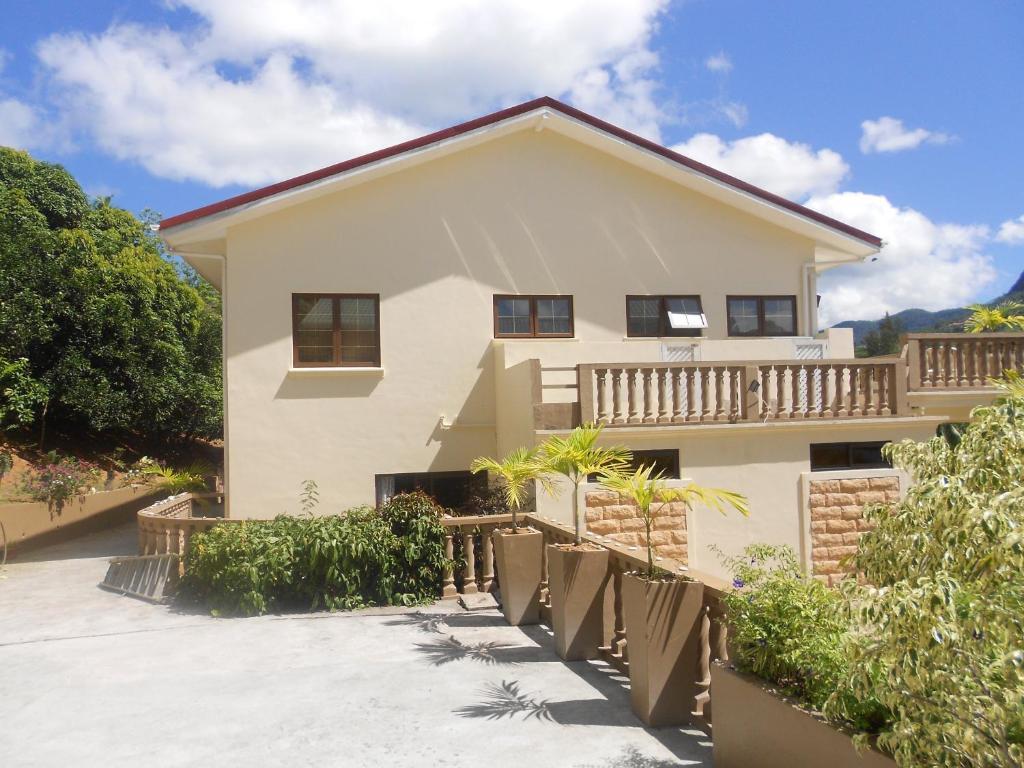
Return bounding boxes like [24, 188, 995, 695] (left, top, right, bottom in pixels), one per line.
[578, 359, 908, 427]
[905, 332, 1024, 390]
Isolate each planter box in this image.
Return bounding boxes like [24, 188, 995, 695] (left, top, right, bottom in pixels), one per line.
[492, 528, 543, 625]
[622, 573, 704, 727]
[711, 664, 895, 768]
[547, 544, 609, 661]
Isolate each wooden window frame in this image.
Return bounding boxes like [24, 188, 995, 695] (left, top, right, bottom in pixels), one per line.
[493, 294, 574, 339]
[292, 293, 381, 368]
[809, 441, 891, 471]
[625, 295, 705, 338]
[726, 295, 798, 337]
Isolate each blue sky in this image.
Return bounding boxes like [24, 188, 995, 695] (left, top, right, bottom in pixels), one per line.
[0, 0, 1020, 323]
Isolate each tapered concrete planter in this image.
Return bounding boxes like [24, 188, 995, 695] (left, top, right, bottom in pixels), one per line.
[711, 664, 895, 768]
[621, 573, 704, 727]
[492, 528, 543, 625]
[547, 544, 609, 661]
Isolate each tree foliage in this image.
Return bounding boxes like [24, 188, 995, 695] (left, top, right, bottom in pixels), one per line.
[0, 147, 222, 442]
[832, 387, 1024, 766]
[860, 313, 904, 357]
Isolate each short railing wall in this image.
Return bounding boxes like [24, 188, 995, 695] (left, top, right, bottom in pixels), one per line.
[578, 359, 907, 426]
[441, 512, 729, 728]
[905, 332, 1024, 389]
[136, 492, 229, 573]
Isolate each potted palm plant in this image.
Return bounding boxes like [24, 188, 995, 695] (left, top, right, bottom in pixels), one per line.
[599, 463, 748, 726]
[538, 424, 631, 661]
[470, 447, 550, 625]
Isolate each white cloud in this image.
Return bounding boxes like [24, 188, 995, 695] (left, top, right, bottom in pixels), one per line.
[705, 51, 732, 73]
[0, 98, 42, 149]
[807, 192, 996, 324]
[35, 0, 670, 187]
[859, 116, 952, 154]
[671, 132, 848, 199]
[996, 214, 1024, 245]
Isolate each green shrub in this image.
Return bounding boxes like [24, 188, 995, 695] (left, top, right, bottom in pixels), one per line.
[178, 492, 452, 616]
[833, 383, 1024, 767]
[718, 544, 887, 731]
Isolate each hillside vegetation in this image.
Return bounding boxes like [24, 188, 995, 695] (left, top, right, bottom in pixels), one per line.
[0, 147, 222, 468]
[834, 270, 1024, 345]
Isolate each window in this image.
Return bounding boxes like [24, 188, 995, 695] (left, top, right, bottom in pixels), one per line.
[809, 442, 891, 471]
[589, 449, 680, 482]
[292, 294, 381, 367]
[493, 295, 573, 338]
[727, 295, 797, 337]
[626, 296, 706, 338]
[375, 471, 487, 509]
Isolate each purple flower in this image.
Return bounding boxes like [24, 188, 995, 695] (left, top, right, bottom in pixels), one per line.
[732, 577, 745, 589]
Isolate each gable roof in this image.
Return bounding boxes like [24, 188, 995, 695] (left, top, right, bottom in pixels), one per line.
[160, 96, 881, 253]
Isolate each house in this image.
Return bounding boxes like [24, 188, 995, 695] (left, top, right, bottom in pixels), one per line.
[160, 97, 1021, 581]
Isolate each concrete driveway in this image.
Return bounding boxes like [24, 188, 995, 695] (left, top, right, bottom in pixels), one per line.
[0, 524, 713, 767]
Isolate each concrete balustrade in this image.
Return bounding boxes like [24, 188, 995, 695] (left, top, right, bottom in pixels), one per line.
[905, 332, 1024, 389]
[441, 512, 728, 729]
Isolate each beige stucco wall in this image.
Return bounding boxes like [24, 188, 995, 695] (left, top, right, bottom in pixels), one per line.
[222, 128, 832, 517]
[532, 419, 937, 581]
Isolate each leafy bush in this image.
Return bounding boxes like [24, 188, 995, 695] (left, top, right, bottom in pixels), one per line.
[21, 455, 100, 511]
[142, 461, 211, 493]
[832, 384, 1024, 766]
[178, 492, 453, 616]
[718, 544, 887, 731]
[0, 147, 222, 443]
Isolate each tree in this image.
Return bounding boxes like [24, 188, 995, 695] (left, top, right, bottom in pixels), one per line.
[599, 463, 748, 575]
[963, 301, 1024, 333]
[831, 380, 1024, 766]
[861, 313, 903, 357]
[0, 147, 222, 444]
[538, 424, 631, 544]
[469, 447, 552, 529]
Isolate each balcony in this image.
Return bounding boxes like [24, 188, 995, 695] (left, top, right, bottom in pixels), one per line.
[527, 331, 1024, 432]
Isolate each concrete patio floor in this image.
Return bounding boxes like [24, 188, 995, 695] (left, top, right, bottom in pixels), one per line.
[0, 523, 714, 767]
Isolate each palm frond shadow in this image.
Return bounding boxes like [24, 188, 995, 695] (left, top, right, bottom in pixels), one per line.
[455, 679, 651, 728]
[575, 746, 691, 768]
[454, 680, 553, 721]
[384, 612, 449, 633]
[414, 635, 529, 666]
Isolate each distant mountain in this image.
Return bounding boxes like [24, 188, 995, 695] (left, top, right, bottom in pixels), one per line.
[832, 269, 1024, 344]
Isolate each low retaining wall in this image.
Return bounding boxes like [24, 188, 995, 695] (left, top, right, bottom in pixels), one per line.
[1, 485, 165, 555]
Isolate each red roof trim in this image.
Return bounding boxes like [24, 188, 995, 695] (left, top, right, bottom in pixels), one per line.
[160, 96, 882, 248]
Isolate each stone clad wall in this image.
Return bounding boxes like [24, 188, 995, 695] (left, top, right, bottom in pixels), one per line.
[808, 476, 901, 586]
[583, 490, 688, 564]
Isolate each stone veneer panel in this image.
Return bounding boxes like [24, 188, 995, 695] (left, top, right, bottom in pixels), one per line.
[584, 490, 688, 565]
[808, 476, 901, 586]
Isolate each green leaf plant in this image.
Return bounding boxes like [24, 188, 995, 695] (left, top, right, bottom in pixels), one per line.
[963, 301, 1024, 333]
[600, 463, 749, 577]
[537, 424, 631, 545]
[827, 376, 1024, 766]
[469, 446, 552, 530]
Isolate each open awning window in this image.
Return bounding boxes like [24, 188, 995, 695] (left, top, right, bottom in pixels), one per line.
[626, 295, 706, 338]
[667, 311, 708, 329]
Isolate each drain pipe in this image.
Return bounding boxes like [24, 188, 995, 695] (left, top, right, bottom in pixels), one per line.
[801, 263, 816, 337]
